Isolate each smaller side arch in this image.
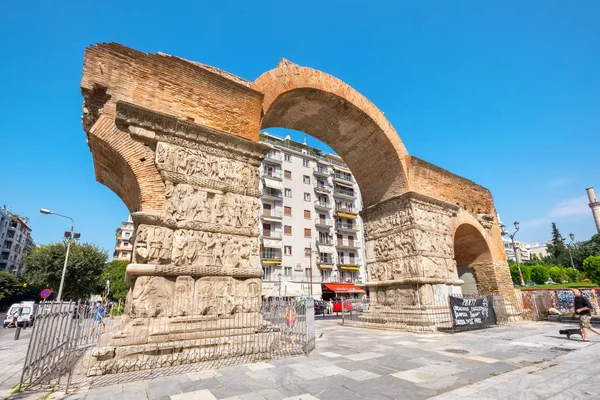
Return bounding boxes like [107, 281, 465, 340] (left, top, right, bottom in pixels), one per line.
[450, 211, 509, 295]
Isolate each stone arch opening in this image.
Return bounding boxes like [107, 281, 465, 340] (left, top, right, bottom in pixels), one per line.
[453, 223, 493, 295]
[253, 65, 409, 208]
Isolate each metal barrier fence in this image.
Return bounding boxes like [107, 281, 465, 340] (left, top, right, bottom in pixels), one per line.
[341, 292, 530, 333]
[20, 298, 315, 393]
[19, 301, 101, 392]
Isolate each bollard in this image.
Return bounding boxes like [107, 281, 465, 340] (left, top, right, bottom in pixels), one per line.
[14, 326, 21, 340]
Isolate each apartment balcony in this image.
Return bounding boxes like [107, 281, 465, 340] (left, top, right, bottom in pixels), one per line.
[335, 206, 358, 215]
[313, 166, 331, 177]
[314, 218, 334, 229]
[317, 257, 335, 267]
[261, 209, 283, 221]
[336, 239, 361, 250]
[115, 247, 132, 252]
[116, 236, 131, 241]
[261, 188, 283, 201]
[336, 221, 359, 232]
[262, 169, 283, 180]
[264, 152, 283, 163]
[313, 183, 332, 195]
[316, 237, 334, 246]
[261, 253, 283, 265]
[333, 186, 356, 200]
[333, 173, 354, 184]
[262, 231, 283, 240]
[337, 257, 362, 268]
[114, 255, 132, 262]
[314, 200, 332, 211]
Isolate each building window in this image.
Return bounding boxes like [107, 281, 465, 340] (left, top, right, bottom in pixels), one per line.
[303, 159, 309, 167]
[284, 266, 292, 277]
[284, 206, 292, 216]
[304, 193, 311, 201]
[263, 266, 272, 280]
[303, 175, 310, 184]
[304, 247, 311, 257]
[124, 232, 131, 238]
[284, 170, 292, 179]
[284, 246, 292, 256]
[285, 188, 292, 198]
[304, 210, 311, 219]
[284, 225, 292, 235]
[304, 228, 311, 238]
[284, 153, 291, 162]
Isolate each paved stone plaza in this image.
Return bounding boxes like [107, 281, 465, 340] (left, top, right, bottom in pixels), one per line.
[5, 319, 600, 400]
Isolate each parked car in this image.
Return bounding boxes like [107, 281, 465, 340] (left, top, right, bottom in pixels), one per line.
[3, 302, 38, 327]
[346, 299, 369, 312]
[544, 279, 555, 285]
[314, 300, 328, 315]
[525, 281, 536, 286]
[332, 299, 353, 313]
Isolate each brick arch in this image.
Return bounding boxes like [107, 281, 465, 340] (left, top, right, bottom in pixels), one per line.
[253, 62, 409, 207]
[88, 115, 166, 213]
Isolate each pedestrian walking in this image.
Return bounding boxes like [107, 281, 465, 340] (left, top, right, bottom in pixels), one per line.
[4, 306, 22, 328]
[91, 301, 106, 335]
[572, 289, 600, 342]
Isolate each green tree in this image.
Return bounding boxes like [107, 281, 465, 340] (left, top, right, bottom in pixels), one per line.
[565, 268, 581, 283]
[0, 271, 20, 301]
[544, 222, 571, 267]
[101, 260, 129, 301]
[548, 266, 568, 284]
[24, 241, 108, 300]
[530, 264, 550, 284]
[583, 256, 600, 286]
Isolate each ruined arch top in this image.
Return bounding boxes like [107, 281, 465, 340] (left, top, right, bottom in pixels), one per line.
[253, 60, 409, 207]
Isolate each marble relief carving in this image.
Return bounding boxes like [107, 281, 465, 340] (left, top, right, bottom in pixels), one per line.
[133, 225, 173, 265]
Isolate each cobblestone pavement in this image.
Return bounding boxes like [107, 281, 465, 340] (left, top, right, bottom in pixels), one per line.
[5, 320, 600, 400]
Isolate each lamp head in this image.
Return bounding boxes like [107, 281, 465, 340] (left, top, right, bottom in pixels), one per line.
[513, 221, 520, 231]
[40, 209, 52, 215]
[570, 233, 575, 241]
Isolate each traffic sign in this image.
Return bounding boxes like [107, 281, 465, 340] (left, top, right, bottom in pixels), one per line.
[40, 288, 52, 299]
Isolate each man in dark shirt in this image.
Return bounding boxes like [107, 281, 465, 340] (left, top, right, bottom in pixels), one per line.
[572, 289, 600, 342]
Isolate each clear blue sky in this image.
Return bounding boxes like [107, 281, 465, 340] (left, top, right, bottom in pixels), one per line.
[1, 1, 599, 255]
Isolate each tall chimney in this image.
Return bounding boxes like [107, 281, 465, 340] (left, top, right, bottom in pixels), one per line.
[586, 187, 600, 233]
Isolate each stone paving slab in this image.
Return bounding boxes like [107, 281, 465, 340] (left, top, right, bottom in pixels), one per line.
[5, 320, 600, 399]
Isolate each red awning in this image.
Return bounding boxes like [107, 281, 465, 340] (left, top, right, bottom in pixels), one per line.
[322, 283, 366, 294]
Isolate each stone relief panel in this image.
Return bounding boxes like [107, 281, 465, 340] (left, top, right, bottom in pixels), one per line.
[130, 276, 175, 318]
[165, 183, 259, 230]
[173, 276, 195, 317]
[195, 277, 261, 317]
[171, 229, 259, 269]
[133, 225, 173, 265]
[155, 142, 259, 191]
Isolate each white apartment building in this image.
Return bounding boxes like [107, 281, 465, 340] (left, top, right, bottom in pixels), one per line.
[502, 238, 532, 263]
[0, 209, 34, 276]
[113, 215, 134, 261]
[259, 133, 367, 299]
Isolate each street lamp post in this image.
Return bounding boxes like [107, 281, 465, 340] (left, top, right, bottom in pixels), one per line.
[501, 221, 525, 286]
[40, 209, 77, 301]
[559, 233, 576, 271]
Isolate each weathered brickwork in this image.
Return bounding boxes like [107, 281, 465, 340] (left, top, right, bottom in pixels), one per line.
[253, 61, 409, 208]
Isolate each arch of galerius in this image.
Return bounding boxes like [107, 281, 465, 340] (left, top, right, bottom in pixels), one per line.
[80, 43, 515, 373]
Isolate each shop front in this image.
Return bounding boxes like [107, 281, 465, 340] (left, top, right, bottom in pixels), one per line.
[321, 283, 366, 301]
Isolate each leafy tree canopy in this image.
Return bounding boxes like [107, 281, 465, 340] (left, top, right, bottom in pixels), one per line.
[24, 241, 107, 300]
[583, 255, 600, 286]
[101, 260, 129, 301]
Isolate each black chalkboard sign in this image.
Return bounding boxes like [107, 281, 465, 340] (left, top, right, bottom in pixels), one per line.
[449, 296, 497, 330]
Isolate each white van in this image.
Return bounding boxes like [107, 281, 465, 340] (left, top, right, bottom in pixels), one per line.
[3, 302, 38, 327]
